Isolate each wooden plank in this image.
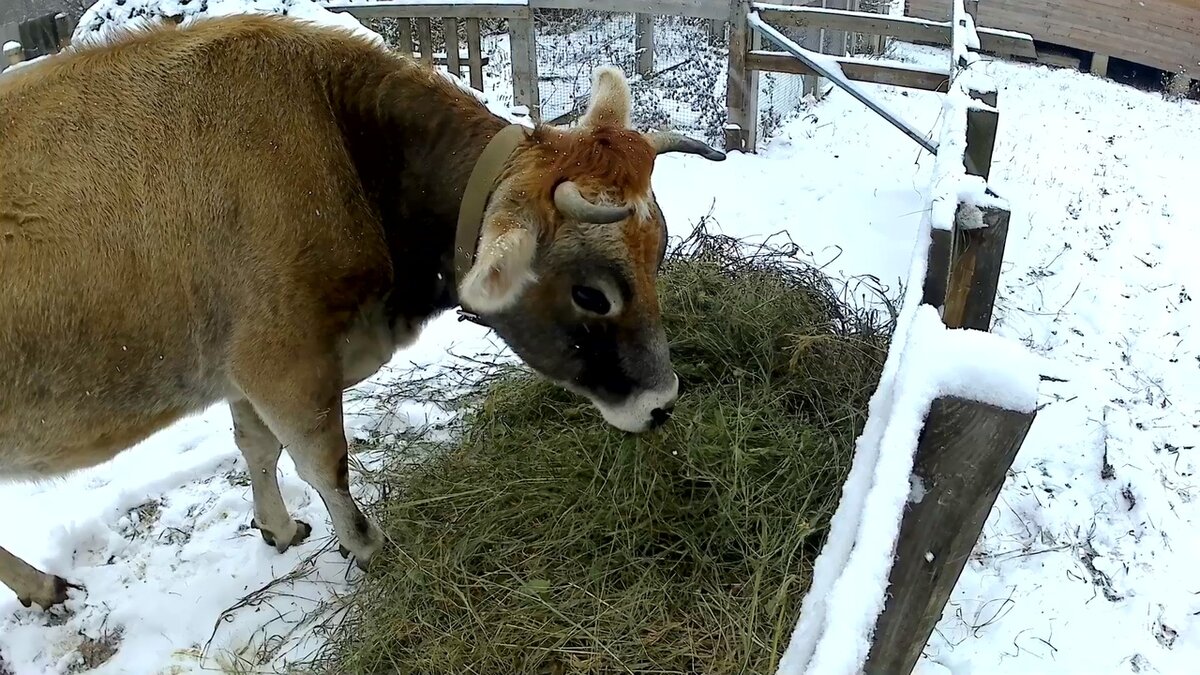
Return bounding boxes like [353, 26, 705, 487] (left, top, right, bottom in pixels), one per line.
[725, 0, 757, 151]
[942, 205, 1011, 332]
[414, 17, 434, 66]
[973, 27, 1037, 58]
[443, 17, 461, 78]
[758, 5, 949, 44]
[397, 17, 413, 55]
[865, 396, 1036, 675]
[508, 15, 541, 122]
[530, 0, 729, 19]
[324, 1, 530, 19]
[922, 227, 952, 309]
[465, 18, 484, 91]
[756, 4, 1036, 57]
[905, 0, 1198, 73]
[747, 50, 950, 91]
[964, 89, 997, 179]
[635, 13, 655, 76]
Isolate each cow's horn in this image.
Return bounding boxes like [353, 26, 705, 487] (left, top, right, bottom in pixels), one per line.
[645, 131, 727, 161]
[553, 181, 632, 224]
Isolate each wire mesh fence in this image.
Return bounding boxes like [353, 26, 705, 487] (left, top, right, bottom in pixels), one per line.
[531, 10, 729, 146]
[359, 1, 895, 149]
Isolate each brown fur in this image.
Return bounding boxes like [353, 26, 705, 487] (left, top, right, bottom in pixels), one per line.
[0, 13, 723, 609]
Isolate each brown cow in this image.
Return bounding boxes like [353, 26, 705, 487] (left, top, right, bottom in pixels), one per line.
[0, 14, 725, 610]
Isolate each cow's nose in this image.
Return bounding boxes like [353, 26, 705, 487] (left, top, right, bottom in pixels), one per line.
[649, 405, 673, 429]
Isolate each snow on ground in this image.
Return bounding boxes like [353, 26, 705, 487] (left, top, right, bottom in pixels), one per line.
[1, 3, 1198, 671]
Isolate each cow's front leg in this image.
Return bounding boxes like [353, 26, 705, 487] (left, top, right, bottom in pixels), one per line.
[0, 545, 80, 609]
[233, 349, 382, 569]
[230, 398, 312, 552]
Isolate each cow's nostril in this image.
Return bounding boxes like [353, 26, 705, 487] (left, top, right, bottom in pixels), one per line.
[649, 406, 673, 429]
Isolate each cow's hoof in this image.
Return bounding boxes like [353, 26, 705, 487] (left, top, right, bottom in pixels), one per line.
[251, 518, 312, 553]
[337, 544, 373, 572]
[17, 576, 81, 610]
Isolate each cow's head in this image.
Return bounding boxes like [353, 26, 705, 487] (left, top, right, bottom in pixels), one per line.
[457, 66, 725, 433]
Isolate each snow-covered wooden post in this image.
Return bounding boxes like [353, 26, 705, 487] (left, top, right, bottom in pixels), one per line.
[3, 40, 23, 70]
[864, 2, 1034, 672]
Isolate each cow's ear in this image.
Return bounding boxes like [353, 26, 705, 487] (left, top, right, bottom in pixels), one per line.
[579, 65, 632, 129]
[458, 216, 537, 313]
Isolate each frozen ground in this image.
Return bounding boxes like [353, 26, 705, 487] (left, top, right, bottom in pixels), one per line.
[1, 3, 1198, 673]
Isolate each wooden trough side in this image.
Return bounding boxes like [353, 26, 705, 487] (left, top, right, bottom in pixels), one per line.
[773, 2, 1039, 673]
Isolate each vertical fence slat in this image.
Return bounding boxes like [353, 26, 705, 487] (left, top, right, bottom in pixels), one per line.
[397, 18, 413, 57]
[443, 17, 461, 79]
[725, 0, 758, 152]
[508, 13, 541, 122]
[465, 18, 484, 91]
[635, 13, 654, 76]
[415, 17, 434, 67]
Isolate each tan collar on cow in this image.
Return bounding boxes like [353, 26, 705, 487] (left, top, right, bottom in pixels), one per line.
[454, 123, 532, 296]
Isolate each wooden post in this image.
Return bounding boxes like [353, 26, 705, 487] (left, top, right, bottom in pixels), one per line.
[1090, 52, 1110, 78]
[3, 40, 23, 69]
[865, 397, 1036, 674]
[53, 12, 71, 51]
[724, 0, 758, 152]
[443, 18, 461, 79]
[465, 18, 484, 91]
[941, 204, 1011, 331]
[635, 14, 654, 76]
[17, 15, 57, 60]
[508, 14, 541, 122]
[415, 17, 434, 67]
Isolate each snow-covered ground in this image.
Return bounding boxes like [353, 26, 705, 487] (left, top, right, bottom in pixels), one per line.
[1, 2, 1198, 672]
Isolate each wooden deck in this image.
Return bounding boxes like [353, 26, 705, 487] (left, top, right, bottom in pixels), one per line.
[905, 0, 1200, 77]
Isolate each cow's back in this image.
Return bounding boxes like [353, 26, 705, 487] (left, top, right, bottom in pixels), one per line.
[0, 17, 390, 476]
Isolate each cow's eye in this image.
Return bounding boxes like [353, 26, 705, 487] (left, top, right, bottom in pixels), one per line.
[571, 285, 611, 315]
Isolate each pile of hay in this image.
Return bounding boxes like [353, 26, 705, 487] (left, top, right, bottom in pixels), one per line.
[308, 225, 894, 674]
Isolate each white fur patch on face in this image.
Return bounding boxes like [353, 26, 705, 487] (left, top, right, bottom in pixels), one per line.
[459, 226, 537, 313]
[580, 65, 632, 129]
[591, 373, 680, 433]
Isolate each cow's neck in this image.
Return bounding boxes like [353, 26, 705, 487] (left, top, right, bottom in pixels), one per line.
[341, 70, 516, 324]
